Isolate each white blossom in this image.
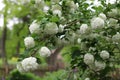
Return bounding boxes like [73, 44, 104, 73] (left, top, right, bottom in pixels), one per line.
[91, 17, 104, 29]
[44, 22, 58, 35]
[85, 78, 90, 80]
[80, 24, 88, 34]
[77, 38, 81, 44]
[17, 63, 25, 72]
[43, 6, 50, 13]
[112, 33, 120, 43]
[51, 0, 60, 4]
[98, 13, 107, 20]
[109, 18, 118, 26]
[100, 50, 109, 59]
[89, 47, 96, 52]
[17, 57, 39, 72]
[95, 61, 106, 71]
[84, 53, 94, 65]
[106, 0, 116, 4]
[39, 46, 51, 57]
[53, 10, 62, 17]
[58, 24, 65, 32]
[35, 0, 45, 8]
[24, 37, 35, 49]
[76, 3, 79, 8]
[108, 8, 118, 17]
[66, 1, 78, 13]
[29, 20, 40, 34]
[52, 5, 62, 17]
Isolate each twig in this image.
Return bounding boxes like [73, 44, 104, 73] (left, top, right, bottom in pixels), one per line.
[31, 48, 39, 56]
[65, 19, 81, 28]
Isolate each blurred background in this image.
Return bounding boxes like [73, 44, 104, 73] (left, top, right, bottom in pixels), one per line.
[0, 0, 119, 80]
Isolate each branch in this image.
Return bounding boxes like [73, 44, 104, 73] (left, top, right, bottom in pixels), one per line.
[31, 48, 39, 56]
[106, 15, 120, 22]
[53, 45, 64, 56]
[65, 19, 81, 28]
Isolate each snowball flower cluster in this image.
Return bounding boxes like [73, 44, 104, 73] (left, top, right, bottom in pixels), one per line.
[80, 24, 88, 34]
[39, 46, 51, 57]
[109, 18, 118, 26]
[108, 8, 118, 17]
[112, 33, 120, 43]
[84, 53, 94, 65]
[95, 61, 106, 71]
[52, 4, 62, 17]
[91, 17, 104, 29]
[100, 50, 109, 59]
[17, 63, 25, 72]
[24, 37, 35, 49]
[66, 1, 78, 13]
[29, 20, 40, 34]
[98, 13, 107, 20]
[17, 57, 39, 72]
[44, 22, 58, 35]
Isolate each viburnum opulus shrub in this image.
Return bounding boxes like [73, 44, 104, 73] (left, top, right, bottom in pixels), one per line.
[17, 0, 120, 80]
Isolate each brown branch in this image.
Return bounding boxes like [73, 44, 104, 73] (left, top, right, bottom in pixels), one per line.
[47, 45, 64, 65]
[53, 45, 64, 56]
[31, 48, 39, 56]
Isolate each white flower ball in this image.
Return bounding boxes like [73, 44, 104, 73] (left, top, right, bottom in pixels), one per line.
[17, 63, 25, 72]
[98, 13, 107, 20]
[29, 20, 40, 34]
[91, 17, 104, 29]
[80, 24, 88, 34]
[84, 53, 94, 65]
[44, 22, 58, 35]
[24, 37, 35, 49]
[53, 10, 62, 17]
[52, 5, 62, 17]
[109, 18, 118, 26]
[95, 61, 106, 71]
[108, 9, 118, 17]
[85, 78, 90, 80]
[66, 1, 78, 13]
[112, 33, 120, 43]
[39, 46, 51, 57]
[100, 50, 109, 59]
[21, 57, 39, 72]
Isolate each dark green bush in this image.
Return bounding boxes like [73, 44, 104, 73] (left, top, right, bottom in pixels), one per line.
[7, 69, 40, 80]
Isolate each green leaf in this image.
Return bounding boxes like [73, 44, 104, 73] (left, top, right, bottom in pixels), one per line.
[36, 57, 42, 64]
[50, 16, 59, 22]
